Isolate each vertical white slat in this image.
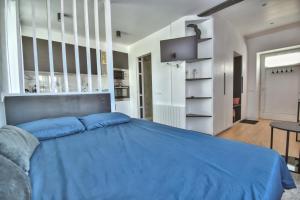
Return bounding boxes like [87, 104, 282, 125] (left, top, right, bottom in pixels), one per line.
[84, 0, 92, 92]
[31, 0, 40, 93]
[4, 0, 12, 92]
[104, 0, 115, 111]
[72, 0, 81, 92]
[16, 0, 25, 94]
[141, 57, 145, 118]
[94, 0, 102, 92]
[60, 0, 69, 92]
[5, 0, 21, 93]
[47, 0, 55, 92]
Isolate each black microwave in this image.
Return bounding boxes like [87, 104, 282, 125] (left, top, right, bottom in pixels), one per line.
[114, 70, 125, 80]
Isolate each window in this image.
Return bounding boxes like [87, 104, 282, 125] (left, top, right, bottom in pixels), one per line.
[265, 51, 300, 68]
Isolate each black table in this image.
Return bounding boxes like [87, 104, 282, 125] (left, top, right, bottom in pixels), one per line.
[270, 121, 300, 165]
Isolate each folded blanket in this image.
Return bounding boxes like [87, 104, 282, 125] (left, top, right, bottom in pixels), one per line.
[0, 154, 31, 200]
[0, 125, 39, 200]
[0, 125, 39, 173]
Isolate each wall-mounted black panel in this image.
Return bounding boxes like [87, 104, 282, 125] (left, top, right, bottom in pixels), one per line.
[160, 36, 197, 62]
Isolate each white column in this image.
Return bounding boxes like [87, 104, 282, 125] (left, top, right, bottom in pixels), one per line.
[31, 0, 40, 93]
[94, 0, 102, 92]
[104, 0, 115, 111]
[47, 0, 55, 92]
[84, 0, 92, 92]
[72, 0, 81, 92]
[5, 0, 21, 93]
[60, 0, 69, 92]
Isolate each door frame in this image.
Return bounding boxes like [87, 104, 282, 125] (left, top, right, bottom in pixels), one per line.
[233, 52, 243, 124]
[136, 53, 153, 119]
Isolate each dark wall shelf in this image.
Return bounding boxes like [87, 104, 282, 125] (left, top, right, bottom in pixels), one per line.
[186, 114, 212, 118]
[186, 57, 212, 63]
[186, 78, 212, 81]
[186, 96, 212, 99]
[198, 38, 212, 43]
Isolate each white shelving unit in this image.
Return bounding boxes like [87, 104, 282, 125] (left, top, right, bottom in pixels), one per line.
[185, 17, 214, 135]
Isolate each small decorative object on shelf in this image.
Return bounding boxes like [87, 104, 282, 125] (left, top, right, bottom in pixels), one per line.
[192, 69, 197, 79]
[187, 24, 202, 41]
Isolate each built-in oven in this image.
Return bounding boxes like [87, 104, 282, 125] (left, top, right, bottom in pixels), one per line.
[115, 86, 130, 99]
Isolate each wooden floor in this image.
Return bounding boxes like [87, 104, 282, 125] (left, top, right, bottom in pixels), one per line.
[219, 119, 300, 158]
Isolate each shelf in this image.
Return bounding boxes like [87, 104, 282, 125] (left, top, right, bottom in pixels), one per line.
[185, 17, 210, 25]
[233, 104, 241, 108]
[186, 57, 212, 63]
[186, 78, 212, 81]
[186, 96, 212, 100]
[198, 38, 212, 43]
[186, 114, 212, 118]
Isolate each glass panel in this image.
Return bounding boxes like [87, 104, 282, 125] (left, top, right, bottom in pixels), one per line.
[265, 52, 300, 68]
[140, 95, 143, 107]
[138, 61, 142, 73]
[140, 108, 144, 118]
[139, 75, 143, 94]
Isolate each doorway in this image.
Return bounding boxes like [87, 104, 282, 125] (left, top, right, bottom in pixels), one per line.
[138, 54, 153, 121]
[233, 53, 242, 123]
[259, 47, 300, 121]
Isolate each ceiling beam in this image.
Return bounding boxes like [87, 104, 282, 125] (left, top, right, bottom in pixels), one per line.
[198, 0, 244, 17]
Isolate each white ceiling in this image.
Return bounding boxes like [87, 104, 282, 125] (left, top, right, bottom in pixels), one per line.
[19, 0, 224, 45]
[20, 0, 300, 45]
[110, 0, 224, 44]
[217, 0, 300, 38]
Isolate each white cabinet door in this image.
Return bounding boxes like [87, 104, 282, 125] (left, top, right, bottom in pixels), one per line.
[224, 53, 234, 129]
[115, 100, 131, 116]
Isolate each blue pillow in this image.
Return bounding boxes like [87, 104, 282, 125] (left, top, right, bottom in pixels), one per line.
[17, 117, 85, 141]
[79, 112, 130, 130]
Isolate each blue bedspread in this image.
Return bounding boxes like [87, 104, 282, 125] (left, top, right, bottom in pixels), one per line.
[30, 119, 295, 200]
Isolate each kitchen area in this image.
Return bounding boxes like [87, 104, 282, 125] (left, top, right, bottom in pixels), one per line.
[22, 36, 131, 116]
[113, 51, 131, 115]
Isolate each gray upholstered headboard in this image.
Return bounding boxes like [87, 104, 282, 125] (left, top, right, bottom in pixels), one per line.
[4, 93, 111, 125]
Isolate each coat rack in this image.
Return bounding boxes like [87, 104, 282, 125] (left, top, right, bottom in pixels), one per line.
[270, 67, 295, 74]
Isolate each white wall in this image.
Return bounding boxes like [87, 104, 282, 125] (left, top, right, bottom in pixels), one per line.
[213, 14, 247, 133]
[246, 26, 300, 120]
[0, 0, 7, 126]
[128, 16, 187, 118]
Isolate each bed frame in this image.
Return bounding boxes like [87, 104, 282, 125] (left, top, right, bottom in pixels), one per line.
[4, 93, 111, 125]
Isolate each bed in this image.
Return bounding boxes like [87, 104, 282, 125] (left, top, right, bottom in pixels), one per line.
[4, 94, 296, 200]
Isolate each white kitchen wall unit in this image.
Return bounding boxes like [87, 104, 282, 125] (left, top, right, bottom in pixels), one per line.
[128, 15, 247, 134]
